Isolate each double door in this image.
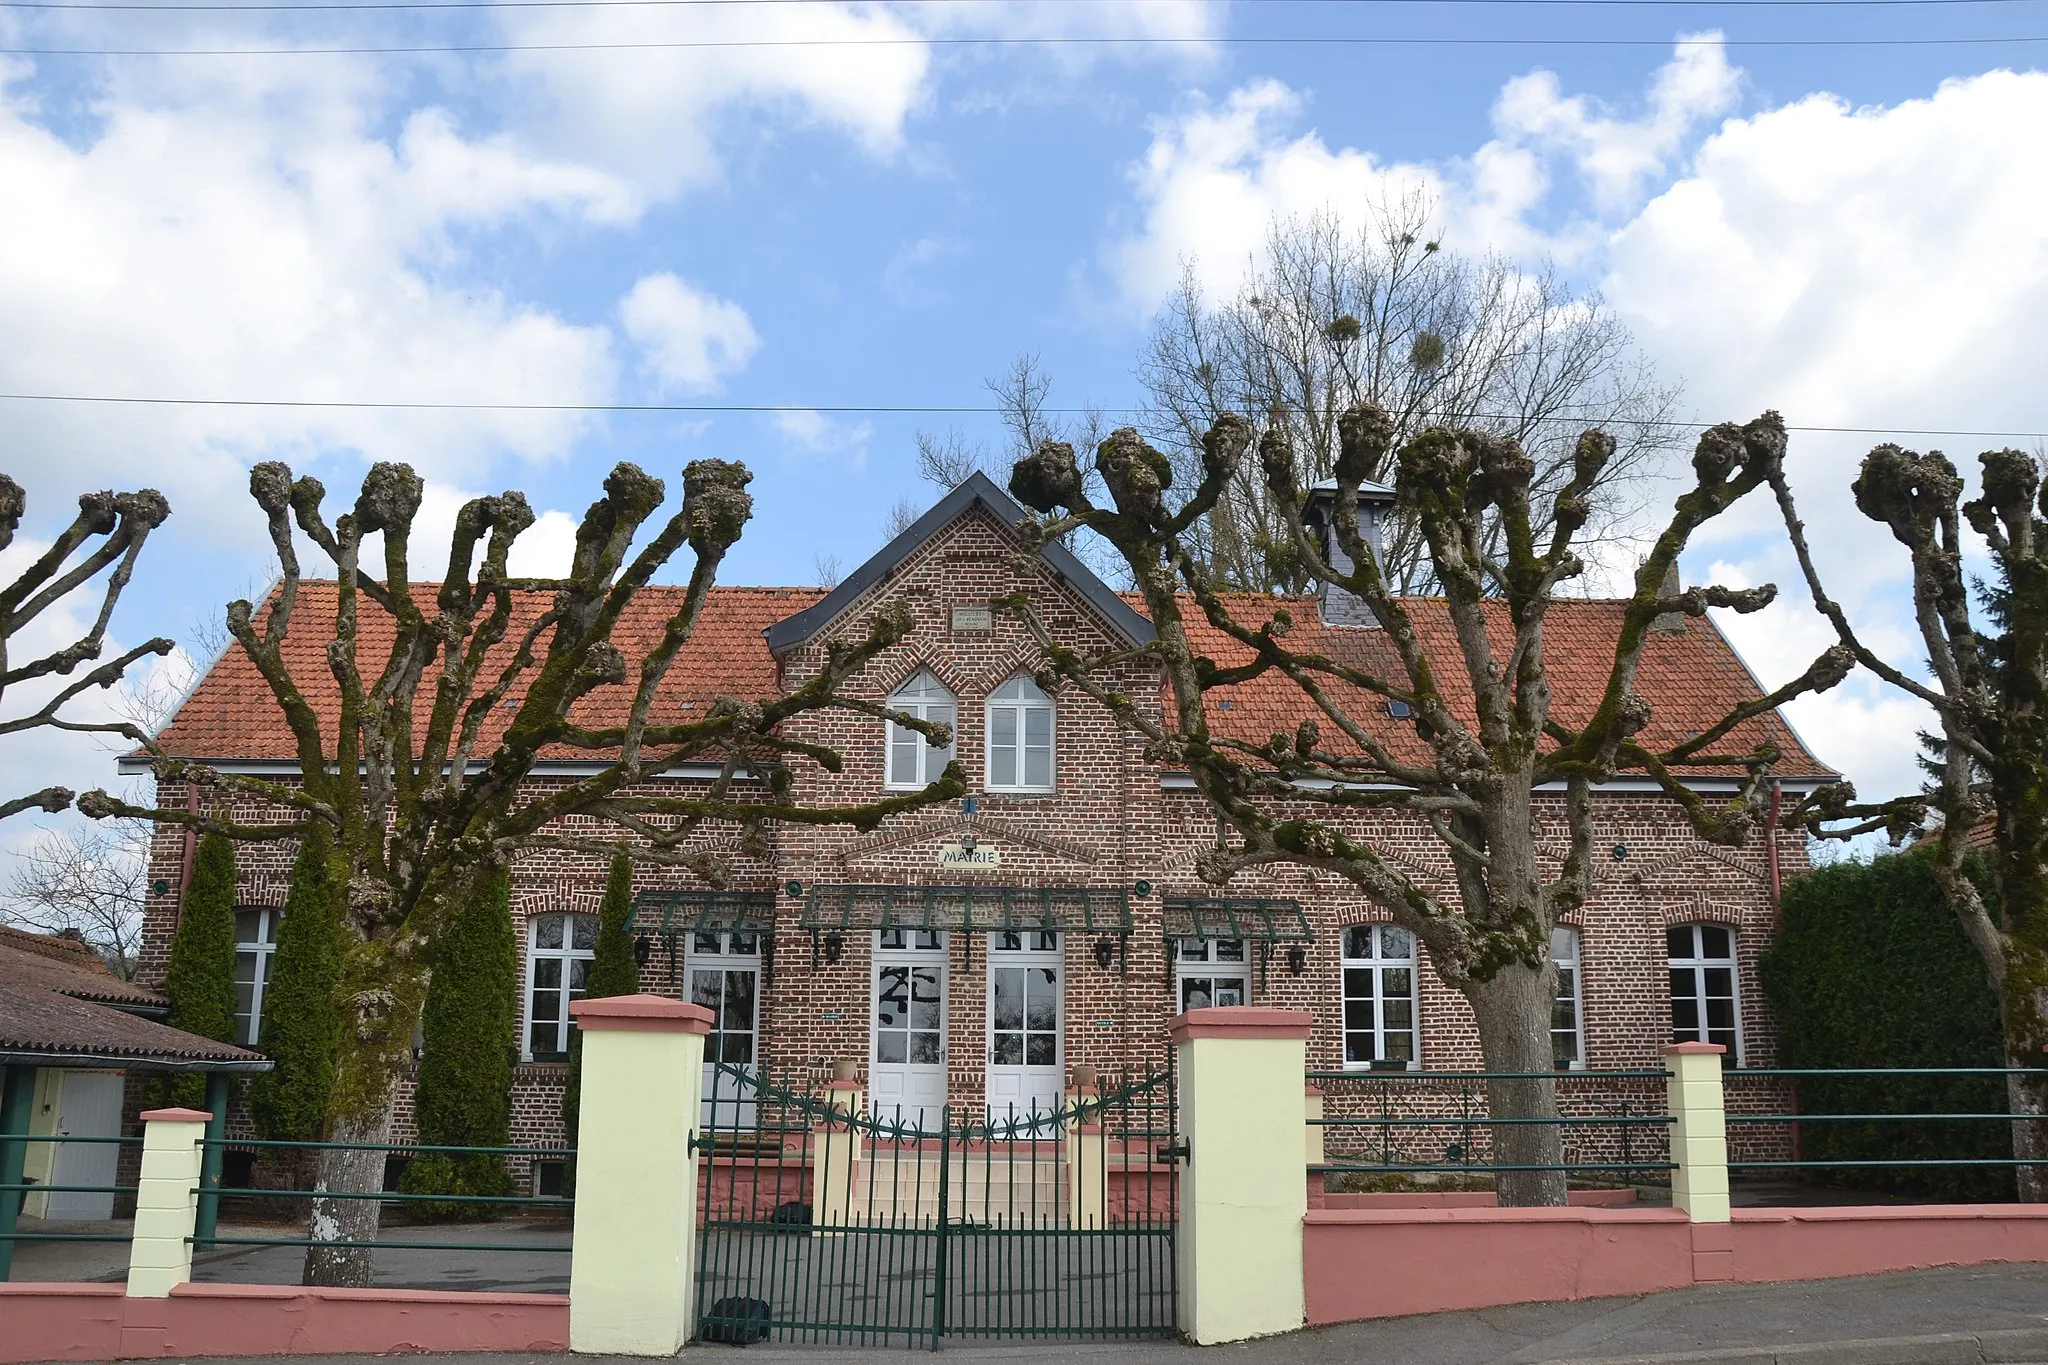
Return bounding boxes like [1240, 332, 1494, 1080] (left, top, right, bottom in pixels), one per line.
[868, 930, 1067, 1124]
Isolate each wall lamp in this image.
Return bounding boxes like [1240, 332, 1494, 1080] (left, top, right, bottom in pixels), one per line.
[822, 932, 845, 965]
[1092, 937, 1117, 971]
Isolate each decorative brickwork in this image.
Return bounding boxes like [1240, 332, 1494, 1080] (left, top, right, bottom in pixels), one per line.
[129, 499, 1822, 1160]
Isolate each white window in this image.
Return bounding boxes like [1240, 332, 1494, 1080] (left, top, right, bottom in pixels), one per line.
[233, 908, 280, 1047]
[1668, 924, 1741, 1059]
[986, 676, 1055, 793]
[886, 671, 957, 790]
[526, 912, 598, 1059]
[1552, 927, 1585, 1070]
[1171, 938, 1248, 1012]
[689, 930, 762, 1067]
[1341, 924, 1419, 1069]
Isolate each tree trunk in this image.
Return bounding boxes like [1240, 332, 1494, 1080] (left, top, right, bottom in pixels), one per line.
[301, 936, 429, 1288]
[2004, 1066, 2046, 1203]
[1465, 966, 1567, 1207]
[302, 1099, 396, 1287]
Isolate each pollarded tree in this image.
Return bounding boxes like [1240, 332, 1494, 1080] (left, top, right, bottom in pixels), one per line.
[1769, 443, 2048, 1198]
[248, 824, 346, 1141]
[1008, 407, 1853, 1206]
[84, 457, 964, 1285]
[0, 473, 172, 821]
[400, 866, 517, 1218]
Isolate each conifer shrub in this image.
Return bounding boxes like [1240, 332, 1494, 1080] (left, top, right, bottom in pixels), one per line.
[399, 866, 517, 1219]
[562, 855, 640, 1185]
[1763, 847, 2012, 1201]
[248, 825, 345, 1141]
[162, 831, 240, 1107]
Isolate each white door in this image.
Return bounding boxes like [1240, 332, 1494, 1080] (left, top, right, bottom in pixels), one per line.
[1172, 938, 1250, 1012]
[987, 932, 1063, 1122]
[688, 930, 762, 1130]
[47, 1071, 123, 1220]
[872, 930, 947, 1126]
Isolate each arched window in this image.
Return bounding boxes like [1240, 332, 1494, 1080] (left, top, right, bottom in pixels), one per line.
[525, 912, 598, 1060]
[886, 671, 957, 790]
[986, 676, 1054, 793]
[234, 908, 280, 1047]
[1341, 924, 1419, 1069]
[1668, 923, 1741, 1059]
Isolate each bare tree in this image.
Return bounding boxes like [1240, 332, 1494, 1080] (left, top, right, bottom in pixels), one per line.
[1139, 197, 1684, 593]
[881, 497, 921, 543]
[1771, 444, 2048, 1198]
[812, 553, 845, 590]
[4, 821, 149, 978]
[0, 474, 174, 820]
[1008, 407, 1851, 1205]
[86, 457, 965, 1284]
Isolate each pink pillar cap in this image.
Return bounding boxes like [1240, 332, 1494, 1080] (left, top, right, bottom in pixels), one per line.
[570, 993, 713, 1034]
[1169, 1005, 1314, 1044]
[139, 1107, 212, 1123]
[1661, 1042, 1728, 1056]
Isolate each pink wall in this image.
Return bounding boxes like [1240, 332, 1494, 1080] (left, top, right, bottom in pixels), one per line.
[0, 1283, 568, 1363]
[1304, 1204, 2048, 1326]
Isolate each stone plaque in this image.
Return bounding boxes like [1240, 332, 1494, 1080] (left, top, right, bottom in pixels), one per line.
[950, 605, 994, 633]
[937, 842, 1000, 870]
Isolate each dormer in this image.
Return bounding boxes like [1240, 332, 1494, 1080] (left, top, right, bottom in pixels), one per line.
[1301, 478, 1396, 630]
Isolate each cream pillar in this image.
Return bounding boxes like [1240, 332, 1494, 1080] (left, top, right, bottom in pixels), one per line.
[1303, 1086, 1326, 1166]
[126, 1107, 209, 1298]
[567, 994, 712, 1355]
[1664, 1041, 1730, 1223]
[1172, 1007, 1312, 1345]
[814, 1082, 863, 1232]
[1066, 1085, 1106, 1231]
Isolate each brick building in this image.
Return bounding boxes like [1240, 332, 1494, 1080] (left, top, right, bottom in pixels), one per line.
[123, 473, 1831, 1157]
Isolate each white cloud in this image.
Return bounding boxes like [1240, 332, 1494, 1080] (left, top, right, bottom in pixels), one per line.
[1493, 35, 1738, 211]
[0, 57, 625, 532]
[619, 274, 761, 395]
[772, 409, 873, 464]
[1103, 41, 1740, 313]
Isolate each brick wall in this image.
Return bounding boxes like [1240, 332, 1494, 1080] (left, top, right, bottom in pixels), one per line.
[133, 503, 1809, 1156]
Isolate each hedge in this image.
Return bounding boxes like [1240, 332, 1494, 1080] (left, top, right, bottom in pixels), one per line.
[161, 832, 239, 1108]
[399, 866, 517, 1218]
[1762, 846, 2013, 1201]
[248, 825, 345, 1141]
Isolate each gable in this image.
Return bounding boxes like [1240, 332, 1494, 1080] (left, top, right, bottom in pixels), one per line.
[763, 473, 1155, 655]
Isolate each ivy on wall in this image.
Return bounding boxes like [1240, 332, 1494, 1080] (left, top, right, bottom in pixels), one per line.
[1762, 847, 2012, 1201]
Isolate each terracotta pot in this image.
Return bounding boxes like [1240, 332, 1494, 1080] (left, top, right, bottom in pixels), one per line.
[1071, 1063, 1099, 1089]
[831, 1058, 859, 1082]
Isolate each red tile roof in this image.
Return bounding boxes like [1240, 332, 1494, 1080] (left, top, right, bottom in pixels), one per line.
[147, 582, 1828, 778]
[1167, 593, 1832, 778]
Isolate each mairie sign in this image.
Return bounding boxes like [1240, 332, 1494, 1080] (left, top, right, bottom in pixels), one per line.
[937, 842, 1000, 869]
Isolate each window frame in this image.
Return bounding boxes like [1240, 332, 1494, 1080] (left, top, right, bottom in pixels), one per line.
[524, 911, 599, 1062]
[1667, 922, 1743, 1062]
[233, 907, 280, 1048]
[1339, 923, 1421, 1071]
[685, 929, 763, 1069]
[884, 670, 958, 792]
[1171, 937, 1249, 1011]
[985, 675, 1056, 794]
[1551, 926, 1585, 1071]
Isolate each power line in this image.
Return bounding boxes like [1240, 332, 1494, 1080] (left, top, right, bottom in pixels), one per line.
[1, 391, 2040, 439]
[5, 30, 2046, 51]
[1, 0, 2037, 9]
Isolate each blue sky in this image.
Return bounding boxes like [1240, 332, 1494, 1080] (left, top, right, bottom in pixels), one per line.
[2, 0, 2045, 842]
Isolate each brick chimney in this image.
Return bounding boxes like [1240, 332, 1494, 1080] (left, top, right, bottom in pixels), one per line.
[1302, 479, 1396, 630]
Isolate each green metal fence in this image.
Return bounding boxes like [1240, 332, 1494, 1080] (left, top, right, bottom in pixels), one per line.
[1725, 1067, 2048, 1184]
[1306, 1069, 1677, 1183]
[0, 1132, 144, 1282]
[189, 1136, 575, 1262]
[693, 1062, 1179, 1349]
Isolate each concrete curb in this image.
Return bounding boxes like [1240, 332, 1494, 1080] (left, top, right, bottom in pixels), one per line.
[1545, 1326, 2048, 1365]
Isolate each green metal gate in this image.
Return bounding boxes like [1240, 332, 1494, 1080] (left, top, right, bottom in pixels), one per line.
[693, 1062, 1180, 1347]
